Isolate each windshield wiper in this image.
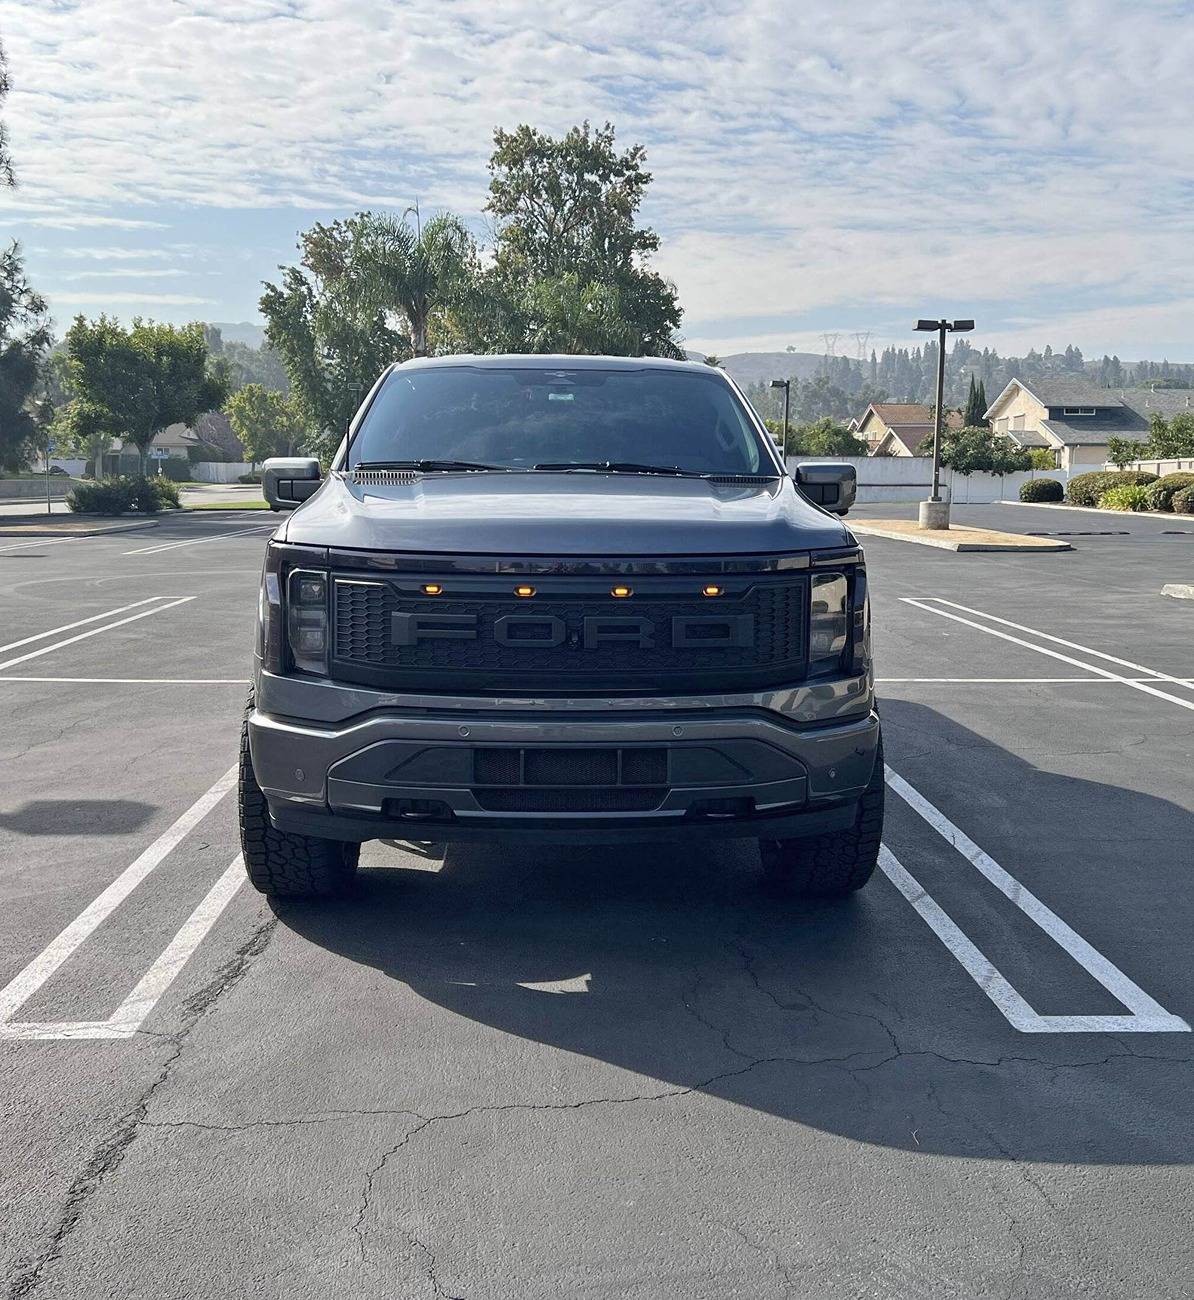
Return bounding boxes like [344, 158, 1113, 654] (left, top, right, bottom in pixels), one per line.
[353, 459, 511, 473]
[532, 460, 704, 476]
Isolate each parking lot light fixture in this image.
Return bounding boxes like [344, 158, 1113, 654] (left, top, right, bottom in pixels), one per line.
[913, 317, 974, 528]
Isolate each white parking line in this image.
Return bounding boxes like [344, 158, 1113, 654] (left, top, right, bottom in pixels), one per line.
[0, 597, 194, 672]
[882, 766, 1189, 1033]
[902, 598, 1194, 714]
[0, 765, 237, 1035]
[877, 676, 1194, 685]
[0, 676, 247, 684]
[125, 526, 271, 556]
[929, 598, 1194, 693]
[106, 854, 246, 1035]
[0, 597, 172, 656]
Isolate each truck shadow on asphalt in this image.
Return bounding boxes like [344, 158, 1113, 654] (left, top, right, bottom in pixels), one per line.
[277, 700, 1194, 1166]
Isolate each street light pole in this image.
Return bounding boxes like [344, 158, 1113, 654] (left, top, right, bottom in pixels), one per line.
[769, 378, 791, 460]
[930, 321, 947, 503]
[914, 317, 974, 529]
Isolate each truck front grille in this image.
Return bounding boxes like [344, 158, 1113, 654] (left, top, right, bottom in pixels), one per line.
[331, 573, 807, 695]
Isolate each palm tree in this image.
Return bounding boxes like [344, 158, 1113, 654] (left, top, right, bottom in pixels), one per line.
[359, 208, 475, 356]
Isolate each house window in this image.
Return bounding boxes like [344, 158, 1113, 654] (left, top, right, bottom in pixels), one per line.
[1062, 407, 1096, 416]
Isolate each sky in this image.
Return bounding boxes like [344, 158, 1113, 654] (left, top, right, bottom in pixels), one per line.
[2, 0, 1194, 361]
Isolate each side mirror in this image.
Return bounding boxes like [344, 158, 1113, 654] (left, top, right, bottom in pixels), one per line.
[793, 462, 857, 516]
[262, 457, 322, 511]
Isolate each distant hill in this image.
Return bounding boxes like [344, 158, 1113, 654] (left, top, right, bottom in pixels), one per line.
[209, 321, 267, 348]
[686, 350, 830, 387]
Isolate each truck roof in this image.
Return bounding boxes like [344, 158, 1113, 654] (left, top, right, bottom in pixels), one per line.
[392, 354, 712, 374]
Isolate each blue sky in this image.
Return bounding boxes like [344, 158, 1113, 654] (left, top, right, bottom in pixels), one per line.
[2, 0, 1194, 360]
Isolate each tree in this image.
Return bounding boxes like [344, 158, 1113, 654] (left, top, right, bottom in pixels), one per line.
[1107, 436, 1148, 469]
[0, 242, 52, 470]
[962, 375, 989, 427]
[353, 208, 475, 357]
[57, 317, 226, 476]
[225, 384, 309, 463]
[472, 121, 684, 358]
[260, 220, 409, 459]
[918, 426, 1032, 476]
[1147, 411, 1194, 459]
[788, 418, 868, 457]
[1027, 447, 1058, 470]
[1, 38, 15, 187]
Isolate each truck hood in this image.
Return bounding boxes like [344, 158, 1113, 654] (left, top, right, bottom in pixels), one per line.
[281, 470, 853, 556]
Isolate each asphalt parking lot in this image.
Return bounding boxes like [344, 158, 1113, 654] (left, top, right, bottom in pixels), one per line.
[1, 503, 1192, 1299]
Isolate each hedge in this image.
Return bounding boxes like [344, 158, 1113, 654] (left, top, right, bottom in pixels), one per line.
[160, 457, 193, 483]
[1098, 484, 1153, 512]
[1066, 469, 1158, 507]
[1172, 486, 1194, 515]
[68, 476, 180, 514]
[1019, 478, 1064, 503]
[1144, 472, 1194, 512]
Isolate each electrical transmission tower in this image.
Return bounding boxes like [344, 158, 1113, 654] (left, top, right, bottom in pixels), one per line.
[854, 331, 872, 361]
[821, 332, 840, 360]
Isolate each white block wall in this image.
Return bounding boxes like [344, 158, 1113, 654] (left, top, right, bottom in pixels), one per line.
[785, 455, 1072, 505]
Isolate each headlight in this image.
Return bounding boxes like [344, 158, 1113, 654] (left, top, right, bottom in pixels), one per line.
[286, 569, 329, 675]
[848, 568, 870, 676]
[809, 572, 849, 675]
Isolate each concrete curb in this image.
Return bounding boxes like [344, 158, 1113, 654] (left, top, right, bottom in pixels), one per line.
[1010, 500, 1187, 522]
[0, 518, 159, 535]
[1161, 584, 1194, 601]
[848, 521, 1071, 553]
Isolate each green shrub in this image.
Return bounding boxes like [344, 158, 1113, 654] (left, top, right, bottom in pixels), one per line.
[1067, 469, 1158, 507]
[1172, 486, 1194, 514]
[161, 457, 192, 482]
[1019, 478, 1064, 503]
[131, 476, 180, 511]
[68, 477, 136, 514]
[238, 471, 262, 484]
[1143, 472, 1194, 512]
[67, 475, 179, 514]
[1098, 484, 1153, 512]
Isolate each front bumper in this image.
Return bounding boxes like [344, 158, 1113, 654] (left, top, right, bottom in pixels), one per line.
[249, 668, 879, 844]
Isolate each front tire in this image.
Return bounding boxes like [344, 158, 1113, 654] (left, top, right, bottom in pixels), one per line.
[759, 736, 884, 897]
[238, 692, 359, 897]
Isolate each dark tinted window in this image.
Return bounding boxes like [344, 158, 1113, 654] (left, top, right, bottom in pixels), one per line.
[350, 366, 772, 474]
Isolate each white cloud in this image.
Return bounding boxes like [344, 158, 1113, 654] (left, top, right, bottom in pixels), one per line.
[1, 0, 1193, 351]
[56, 268, 188, 280]
[50, 292, 216, 306]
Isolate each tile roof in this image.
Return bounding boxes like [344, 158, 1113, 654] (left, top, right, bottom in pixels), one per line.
[1005, 427, 1052, 448]
[1022, 377, 1124, 407]
[867, 403, 934, 424]
[1117, 388, 1194, 419]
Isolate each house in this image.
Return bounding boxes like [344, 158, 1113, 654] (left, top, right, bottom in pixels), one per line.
[855, 402, 964, 457]
[984, 378, 1194, 471]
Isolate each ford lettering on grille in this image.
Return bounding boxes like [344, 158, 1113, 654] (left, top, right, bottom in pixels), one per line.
[390, 611, 755, 650]
[332, 575, 806, 695]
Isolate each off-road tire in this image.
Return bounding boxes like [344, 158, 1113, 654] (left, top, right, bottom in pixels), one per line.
[238, 691, 359, 897]
[759, 736, 884, 897]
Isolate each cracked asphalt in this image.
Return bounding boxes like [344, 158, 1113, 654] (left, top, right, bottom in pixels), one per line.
[1, 503, 1192, 1299]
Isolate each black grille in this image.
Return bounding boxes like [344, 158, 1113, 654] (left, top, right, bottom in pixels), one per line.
[474, 788, 665, 813]
[332, 574, 807, 695]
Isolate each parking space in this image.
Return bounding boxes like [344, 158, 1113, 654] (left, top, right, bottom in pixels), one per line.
[1, 506, 1192, 1298]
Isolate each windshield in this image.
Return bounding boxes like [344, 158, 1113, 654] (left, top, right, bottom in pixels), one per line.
[348, 366, 775, 475]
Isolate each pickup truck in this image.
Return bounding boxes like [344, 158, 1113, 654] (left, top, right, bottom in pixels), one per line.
[242, 355, 881, 898]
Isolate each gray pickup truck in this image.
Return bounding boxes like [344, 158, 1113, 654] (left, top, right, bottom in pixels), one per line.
[242, 355, 881, 898]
